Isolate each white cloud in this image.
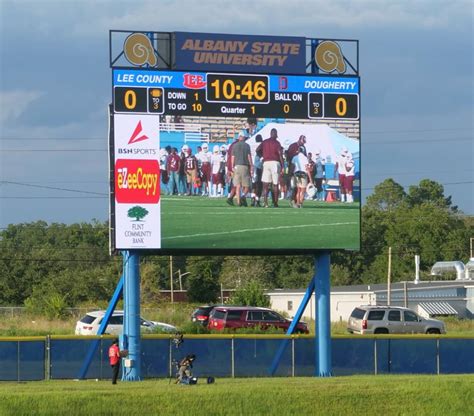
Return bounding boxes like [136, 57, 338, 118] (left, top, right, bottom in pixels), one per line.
[0, 90, 43, 124]
[65, 0, 473, 38]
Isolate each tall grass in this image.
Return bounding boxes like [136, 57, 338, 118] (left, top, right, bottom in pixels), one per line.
[0, 304, 472, 336]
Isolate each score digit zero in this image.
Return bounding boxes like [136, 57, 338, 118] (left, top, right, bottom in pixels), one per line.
[308, 92, 359, 119]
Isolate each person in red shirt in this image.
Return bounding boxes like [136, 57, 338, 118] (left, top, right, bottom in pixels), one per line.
[256, 128, 284, 208]
[108, 338, 121, 385]
[166, 147, 181, 195]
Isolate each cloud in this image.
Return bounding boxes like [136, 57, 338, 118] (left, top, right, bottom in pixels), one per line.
[4, 0, 468, 40]
[64, 0, 473, 38]
[0, 90, 43, 125]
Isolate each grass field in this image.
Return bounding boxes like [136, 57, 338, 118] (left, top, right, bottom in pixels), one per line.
[1, 375, 472, 416]
[161, 196, 360, 250]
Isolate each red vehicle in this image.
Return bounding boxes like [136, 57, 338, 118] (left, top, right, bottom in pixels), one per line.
[207, 306, 309, 334]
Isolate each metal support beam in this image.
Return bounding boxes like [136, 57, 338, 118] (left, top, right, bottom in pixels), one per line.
[315, 252, 332, 377]
[77, 272, 124, 379]
[269, 275, 316, 375]
[122, 250, 141, 381]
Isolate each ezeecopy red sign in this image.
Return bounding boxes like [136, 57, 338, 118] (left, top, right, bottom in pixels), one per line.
[115, 159, 160, 203]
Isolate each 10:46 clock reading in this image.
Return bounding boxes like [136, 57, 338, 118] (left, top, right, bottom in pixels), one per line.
[206, 73, 269, 104]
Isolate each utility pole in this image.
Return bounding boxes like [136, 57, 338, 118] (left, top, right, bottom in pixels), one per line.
[170, 256, 174, 303]
[387, 246, 392, 306]
[403, 281, 408, 308]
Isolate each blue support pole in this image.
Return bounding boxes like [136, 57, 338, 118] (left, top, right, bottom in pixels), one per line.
[269, 276, 316, 376]
[315, 252, 332, 377]
[122, 250, 141, 381]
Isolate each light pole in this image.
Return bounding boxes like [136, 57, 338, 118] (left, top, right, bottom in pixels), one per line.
[170, 256, 190, 303]
[175, 270, 190, 291]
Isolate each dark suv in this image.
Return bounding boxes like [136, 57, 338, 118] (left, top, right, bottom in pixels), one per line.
[208, 306, 309, 334]
[191, 305, 216, 326]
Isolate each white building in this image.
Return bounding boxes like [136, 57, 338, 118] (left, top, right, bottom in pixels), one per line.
[267, 280, 474, 323]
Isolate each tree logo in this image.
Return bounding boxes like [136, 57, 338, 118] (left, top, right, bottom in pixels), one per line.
[127, 205, 149, 221]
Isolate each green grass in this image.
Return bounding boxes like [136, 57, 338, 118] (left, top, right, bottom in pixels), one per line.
[0, 375, 472, 416]
[161, 195, 360, 250]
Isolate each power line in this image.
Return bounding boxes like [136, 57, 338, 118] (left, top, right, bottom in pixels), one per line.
[0, 181, 108, 196]
[0, 136, 470, 151]
[0, 196, 107, 199]
[362, 127, 472, 135]
[363, 137, 472, 145]
[0, 149, 107, 152]
[0, 126, 472, 141]
[1, 180, 472, 198]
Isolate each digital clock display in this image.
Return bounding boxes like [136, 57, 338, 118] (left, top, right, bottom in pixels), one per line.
[112, 69, 359, 120]
[206, 73, 270, 104]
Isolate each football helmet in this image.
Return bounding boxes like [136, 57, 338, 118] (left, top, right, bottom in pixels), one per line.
[306, 183, 317, 198]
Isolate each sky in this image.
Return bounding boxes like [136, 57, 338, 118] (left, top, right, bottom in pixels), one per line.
[0, 0, 473, 228]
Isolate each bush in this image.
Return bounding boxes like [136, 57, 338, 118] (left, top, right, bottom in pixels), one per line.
[229, 280, 270, 307]
[179, 322, 211, 334]
[25, 291, 70, 320]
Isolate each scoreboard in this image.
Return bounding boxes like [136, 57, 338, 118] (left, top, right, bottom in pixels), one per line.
[113, 69, 359, 120]
[109, 31, 361, 252]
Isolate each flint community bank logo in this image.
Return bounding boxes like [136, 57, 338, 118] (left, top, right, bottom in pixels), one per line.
[123, 33, 158, 67]
[315, 41, 346, 74]
[127, 205, 149, 222]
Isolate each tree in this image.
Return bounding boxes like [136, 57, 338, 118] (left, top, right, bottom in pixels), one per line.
[269, 255, 314, 288]
[127, 206, 149, 221]
[219, 256, 275, 288]
[230, 280, 270, 307]
[366, 178, 406, 211]
[186, 256, 222, 303]
[407, 179, 455, 211]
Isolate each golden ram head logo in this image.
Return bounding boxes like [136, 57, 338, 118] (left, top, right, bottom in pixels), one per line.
[315, 41, 346, 74]
[123, 33, 157, 67]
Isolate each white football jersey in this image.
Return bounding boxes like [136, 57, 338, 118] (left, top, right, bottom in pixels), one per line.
[211, 153, 224, 174]
[336, 154, 349, 174]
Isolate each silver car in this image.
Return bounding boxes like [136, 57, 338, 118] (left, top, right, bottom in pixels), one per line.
[347, 306, 446, 335]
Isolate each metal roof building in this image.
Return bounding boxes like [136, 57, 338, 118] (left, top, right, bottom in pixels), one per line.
[266, 280, 474, 323]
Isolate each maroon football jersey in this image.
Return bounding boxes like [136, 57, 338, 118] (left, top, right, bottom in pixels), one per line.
[185, 155, 197, 171]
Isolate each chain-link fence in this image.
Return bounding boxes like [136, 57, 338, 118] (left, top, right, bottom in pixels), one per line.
[1, 335, 473, 381]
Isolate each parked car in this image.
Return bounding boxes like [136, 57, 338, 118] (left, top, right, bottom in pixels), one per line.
[75, 310, 177, 335]
[207, 306, 309, 334]
[191, 305, 216, 326]
[347, 306, 446, 335]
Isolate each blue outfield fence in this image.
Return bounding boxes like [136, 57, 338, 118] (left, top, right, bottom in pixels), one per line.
[0, 335, 473, 381]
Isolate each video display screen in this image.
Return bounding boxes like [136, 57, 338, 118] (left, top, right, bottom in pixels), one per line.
[110, 69, 360, 252]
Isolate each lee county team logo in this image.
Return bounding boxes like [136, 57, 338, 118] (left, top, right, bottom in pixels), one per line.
[183, 73, 206, 89]
[315, 41, 346, 74]
[124, 33, 157, 67]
